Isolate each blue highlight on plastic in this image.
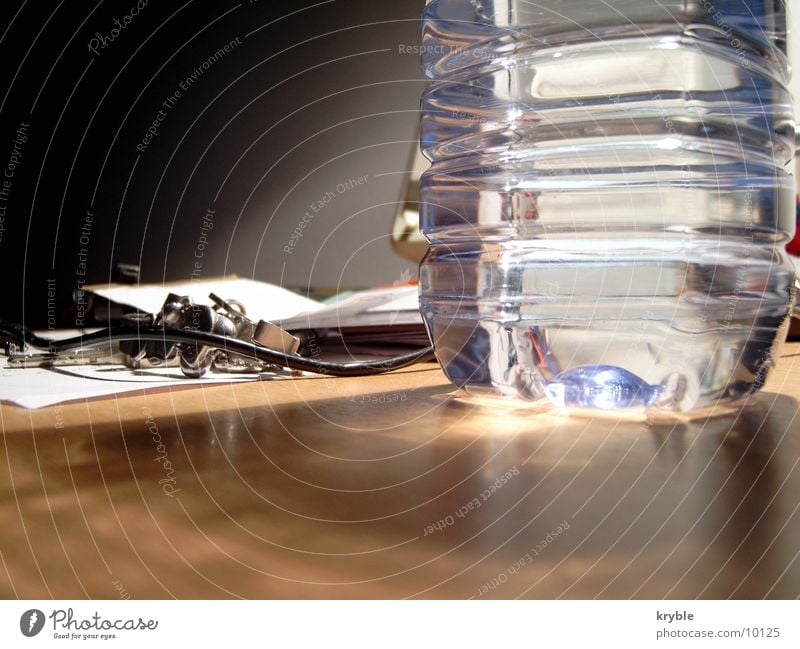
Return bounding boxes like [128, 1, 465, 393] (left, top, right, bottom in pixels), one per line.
[544, 365, 662, 410]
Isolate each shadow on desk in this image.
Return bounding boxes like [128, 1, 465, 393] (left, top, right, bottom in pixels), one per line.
[0, 364, 798, 599]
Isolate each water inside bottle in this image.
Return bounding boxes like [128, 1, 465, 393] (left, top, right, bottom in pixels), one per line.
[419, 0, 796, 411]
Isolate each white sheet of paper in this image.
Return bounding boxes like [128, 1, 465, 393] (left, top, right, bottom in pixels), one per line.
[366, 287, 422, 313]
[0, 361, 262, 409]
[91, 277, 323, 321]
[279, 284, 422, 330]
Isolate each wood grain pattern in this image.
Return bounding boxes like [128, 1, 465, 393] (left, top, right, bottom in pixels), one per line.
[0, 345, 798, 599]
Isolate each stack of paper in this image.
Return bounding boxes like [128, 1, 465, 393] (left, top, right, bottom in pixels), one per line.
[279, 283, 427, 346]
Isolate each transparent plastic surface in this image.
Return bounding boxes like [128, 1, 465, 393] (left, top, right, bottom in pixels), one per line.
[419, 0, 796, 411]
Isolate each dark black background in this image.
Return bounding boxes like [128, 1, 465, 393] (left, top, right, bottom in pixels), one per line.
[0, 0, 426, 327]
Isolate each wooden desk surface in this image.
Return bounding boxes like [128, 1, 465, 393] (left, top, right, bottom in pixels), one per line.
[1, 344, 799, 599]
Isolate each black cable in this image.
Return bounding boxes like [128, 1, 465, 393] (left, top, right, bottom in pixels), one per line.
[0, 321, 436, 377]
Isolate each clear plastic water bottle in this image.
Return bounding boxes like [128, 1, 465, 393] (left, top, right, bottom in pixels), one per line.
[418, 0, 796, 411]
